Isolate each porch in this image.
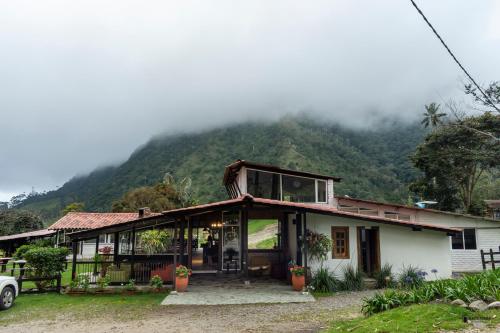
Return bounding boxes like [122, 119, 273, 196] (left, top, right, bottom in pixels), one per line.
[68, 197, 311, 287]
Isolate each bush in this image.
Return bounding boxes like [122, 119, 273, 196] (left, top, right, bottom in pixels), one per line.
[14, 244, 39, 259]
[340, 265, 364, 291]
[398, 265, 426, 289]
[362, 269, 500, 316]
[309, 267, 339, 293]
[24, 246, 69, 287]
[96, 275, 111, 289]
[150, 275, 163, 290]
[374, 263, 395, 289]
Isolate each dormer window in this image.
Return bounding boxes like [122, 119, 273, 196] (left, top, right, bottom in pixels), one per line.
[246, 168, 328, 203]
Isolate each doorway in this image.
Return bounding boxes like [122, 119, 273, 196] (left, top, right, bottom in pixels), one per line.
[357, 227, 380, 276]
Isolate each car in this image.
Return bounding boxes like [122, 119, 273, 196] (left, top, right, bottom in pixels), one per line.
[0, 276, 18, 310]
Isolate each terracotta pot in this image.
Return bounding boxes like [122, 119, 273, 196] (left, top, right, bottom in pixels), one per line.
[291, 274, 305, 291]
[175, 276, 189, 292]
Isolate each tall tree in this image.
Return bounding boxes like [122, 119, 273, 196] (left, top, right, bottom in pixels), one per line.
[421, 103, 446, 128]
[62, 202, 85, 215]
[112, 174, 195, 212]
[411, 112, 500, 214]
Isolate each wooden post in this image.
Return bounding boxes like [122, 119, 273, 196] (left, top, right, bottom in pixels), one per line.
[187, 217, 193, 269]
[303, 212, 308, 281]
[71, 241, 77, 280]
[93, 235, 100, 275]
[113, 232, 119, 264]
[130, 228, 136, 279]
[490, 249, 496, 270]
[296, 213, 303, 266]
[241, 208, 249, 278]
[481, 249, 486, 270]
[180, 218, 185, 265]
[173, 220, 178, 290]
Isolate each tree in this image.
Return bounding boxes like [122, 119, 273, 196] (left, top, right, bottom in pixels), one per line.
[465, 81, 500, 113]
[0, 210, 44, 236]
[62, 202, 85, 215]
[411, 112, 500, 214]
[111, 174, 195, 212]
[421, 103, 446, 128]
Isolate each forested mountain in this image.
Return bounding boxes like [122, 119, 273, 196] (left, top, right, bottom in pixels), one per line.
[17, 116, 426, 222]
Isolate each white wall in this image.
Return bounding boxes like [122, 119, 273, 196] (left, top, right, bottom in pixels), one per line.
[80, 242, 114, 259]
[305, 213, 452, 279]
[417, 211, 500, 272]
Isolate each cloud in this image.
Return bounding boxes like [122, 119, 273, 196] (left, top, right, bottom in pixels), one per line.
[1, 0, 499, 200]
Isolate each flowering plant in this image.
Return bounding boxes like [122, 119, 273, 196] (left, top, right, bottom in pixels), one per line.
[175, 265, 192, 278]
[99, 246, 113, 255]
[289, 265, 305, 276]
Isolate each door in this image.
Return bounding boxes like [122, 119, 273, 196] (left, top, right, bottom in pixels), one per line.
[357, 227, 380, 276]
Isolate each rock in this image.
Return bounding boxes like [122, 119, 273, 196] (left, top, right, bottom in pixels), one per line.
[450, 299, 467, 307]
[487, 301, 500, 310]
[468, 300, 488, 311]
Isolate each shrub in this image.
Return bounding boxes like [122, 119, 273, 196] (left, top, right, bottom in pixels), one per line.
[24, 246, 69, 290]
[362, 269, 500, 316]
[96, 275, 111, 289]
[176, 265, 191, 278]
[14, 244, 38, 259]
[340, 265, 364, 291]
[150, 275, 163, 290]
[309, 267, 339, 293]
[374, 263, 395, 289]
[139, 229, 171, 255]
[398, 265, 426, 289]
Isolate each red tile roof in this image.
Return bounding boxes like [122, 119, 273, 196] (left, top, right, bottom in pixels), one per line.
[48, 212, 159, 230]
[0, 229, 56, 241]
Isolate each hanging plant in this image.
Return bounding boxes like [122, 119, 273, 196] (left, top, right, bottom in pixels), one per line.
[306, 230, 332, 263]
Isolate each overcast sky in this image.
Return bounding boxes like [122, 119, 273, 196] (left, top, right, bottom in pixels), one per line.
[1, 0, 499, 201]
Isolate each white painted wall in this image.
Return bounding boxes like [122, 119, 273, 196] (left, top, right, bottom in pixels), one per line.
[416, 211, 500, 272]
[305, 213, 452, 280]
[80, 242, 114, 259]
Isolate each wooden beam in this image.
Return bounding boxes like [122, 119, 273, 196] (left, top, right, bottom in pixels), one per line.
[296, 213, 302, 266]
[113, 231, 119, 264]
[187, 217, 192, 269]
[173, 220, 178, 290]
[130, 227, 136, 279]
[71, 241, 77, 280]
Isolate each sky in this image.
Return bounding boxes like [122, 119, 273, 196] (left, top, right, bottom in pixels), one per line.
[1, 0, 500, 201]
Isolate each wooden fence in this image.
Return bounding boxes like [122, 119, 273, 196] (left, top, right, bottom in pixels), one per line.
[481, 246, 500, 270]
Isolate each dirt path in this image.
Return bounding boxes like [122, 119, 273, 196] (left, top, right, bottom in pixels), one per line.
[3, 291, 375, 333]
[248, 224, 278, 247]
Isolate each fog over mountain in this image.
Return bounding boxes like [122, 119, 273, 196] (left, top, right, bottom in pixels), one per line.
[1, 0, 500, 200]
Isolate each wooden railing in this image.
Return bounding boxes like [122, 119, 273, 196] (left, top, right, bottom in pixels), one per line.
[481, 246, 500, 270]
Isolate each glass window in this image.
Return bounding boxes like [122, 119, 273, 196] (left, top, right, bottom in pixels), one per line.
[248, 219, 279, 249]
[451, 229, 476, 250]
[99, 234, 106, 243]
[246, 170, 281, 200]
[331, 227, 349, 259]
[317, 180, 327, 203]
[463, 229, 477, 250]
[282, 175, 315, 202]
[107, 233, 115, 244]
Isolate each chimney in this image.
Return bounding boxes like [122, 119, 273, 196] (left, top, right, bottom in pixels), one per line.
[138, 207, 151, 218]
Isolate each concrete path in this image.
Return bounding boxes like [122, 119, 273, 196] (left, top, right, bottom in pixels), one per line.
[161, 283, 315, 305]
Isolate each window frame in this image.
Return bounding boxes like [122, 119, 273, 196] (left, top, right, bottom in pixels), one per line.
[451, 228, 477, 250]
[316, 179, 327, 203]
[331, 226, 350, 259]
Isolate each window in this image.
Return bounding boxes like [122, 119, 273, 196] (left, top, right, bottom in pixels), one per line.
[282, 175, 316, 202]
[248, 219, 279, 249]
[451, 229, 477, 250]
[316, 180, 327, 203]
[331, 227, 349, 259]
[247, 169, 281, 200]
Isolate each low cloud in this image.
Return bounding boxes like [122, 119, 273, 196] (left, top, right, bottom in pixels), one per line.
[1, 0, 499, 199]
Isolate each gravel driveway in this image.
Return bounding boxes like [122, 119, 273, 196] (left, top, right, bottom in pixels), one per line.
[4, 290, 375, 333]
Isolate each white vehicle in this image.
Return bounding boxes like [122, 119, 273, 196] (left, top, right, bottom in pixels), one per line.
[0, 276, 18, 310]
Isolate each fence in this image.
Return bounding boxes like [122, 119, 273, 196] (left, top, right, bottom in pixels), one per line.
[9, 262, 61, 293]
[480, 246, 500, 270]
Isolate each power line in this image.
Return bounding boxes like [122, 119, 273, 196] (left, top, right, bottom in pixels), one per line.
[409, 0, 500, 113]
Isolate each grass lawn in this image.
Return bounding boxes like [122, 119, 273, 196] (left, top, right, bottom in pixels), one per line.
[0, 292, 167, 325]
[248, 219, 277, 234]
[328, 303, 500, 333]
[255, 236, 278, 249]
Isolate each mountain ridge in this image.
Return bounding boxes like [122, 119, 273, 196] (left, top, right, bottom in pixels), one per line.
[17, 116, 426, 222]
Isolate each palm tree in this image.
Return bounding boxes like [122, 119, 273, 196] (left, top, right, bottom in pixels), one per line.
[421, 103, 446, 128]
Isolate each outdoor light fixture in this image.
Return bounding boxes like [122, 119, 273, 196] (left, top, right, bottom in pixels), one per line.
[210, 222, 223, 228]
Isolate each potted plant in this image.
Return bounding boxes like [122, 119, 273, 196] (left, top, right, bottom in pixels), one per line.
[96, 275, 111, 293]
[123, 279, 137, 295]
[150, 274, 163, 292]
[98, 246, 113, 277]
[290, 265, 305, 291]
[175, 265, 191, 292]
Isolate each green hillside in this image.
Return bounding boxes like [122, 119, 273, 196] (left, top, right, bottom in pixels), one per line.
[17, 116, 426, 222]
